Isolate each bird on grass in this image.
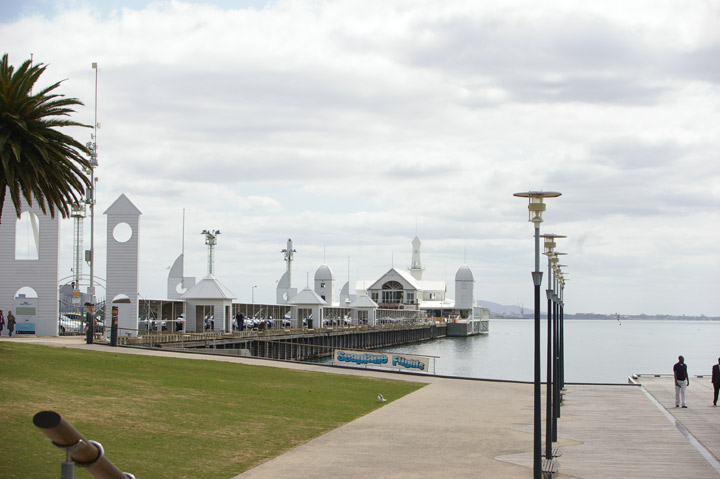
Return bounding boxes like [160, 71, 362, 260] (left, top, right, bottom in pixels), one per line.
[377, 394, 387, 402]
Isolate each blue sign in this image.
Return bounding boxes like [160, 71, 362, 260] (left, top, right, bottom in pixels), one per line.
[15, 322, 36, 334]
[334, 349, 430, 372]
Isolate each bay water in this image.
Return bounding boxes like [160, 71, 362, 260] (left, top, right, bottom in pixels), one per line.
[323, 319, 720, 384]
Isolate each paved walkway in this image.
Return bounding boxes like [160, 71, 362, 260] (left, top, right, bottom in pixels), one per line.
[5, 336, 720, 478]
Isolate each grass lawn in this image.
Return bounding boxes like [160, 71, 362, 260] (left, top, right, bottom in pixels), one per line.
[0, 343, 424, 478]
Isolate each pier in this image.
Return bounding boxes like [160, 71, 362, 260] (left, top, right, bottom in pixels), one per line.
[119, 323, 448, 360]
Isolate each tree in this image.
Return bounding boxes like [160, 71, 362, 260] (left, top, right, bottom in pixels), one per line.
[0, 53, 91, 228]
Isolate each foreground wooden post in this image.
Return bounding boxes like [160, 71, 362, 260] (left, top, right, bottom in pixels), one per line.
[32, 411, 134, 479]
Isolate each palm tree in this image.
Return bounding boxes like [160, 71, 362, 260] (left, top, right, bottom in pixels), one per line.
[0, 53, 91, 228]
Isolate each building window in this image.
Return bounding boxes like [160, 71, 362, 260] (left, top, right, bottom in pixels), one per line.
[381, 281, 404, 304]
[15, 211, 40, 260]
[320, 282, 326, 288]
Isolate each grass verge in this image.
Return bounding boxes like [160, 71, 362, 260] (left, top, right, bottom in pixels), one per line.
[0, 342, 424, 478]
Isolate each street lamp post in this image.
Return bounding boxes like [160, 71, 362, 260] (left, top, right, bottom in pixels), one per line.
[252, 285, 257, 318]
[86, 62, 99, 305]
[514, 190, 561, 479]
[550, 254, 566, 440]
[554, 266, 567, 414]
[541, 234, 565, 459]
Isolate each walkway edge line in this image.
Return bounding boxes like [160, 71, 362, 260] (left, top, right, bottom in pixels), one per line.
[638, 383, 720, 474]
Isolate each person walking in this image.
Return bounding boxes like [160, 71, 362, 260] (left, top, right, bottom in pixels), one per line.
[712, 357, 720, 406]
[7, 311, 16, 337]
[674, 355, 689, 408]
[0, 310, 5, 337]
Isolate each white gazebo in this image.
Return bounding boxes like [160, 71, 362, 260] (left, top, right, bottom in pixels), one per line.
[348, 293, 378, 326]
[182, 274, 235, 332]
[288, 286, 326, 329]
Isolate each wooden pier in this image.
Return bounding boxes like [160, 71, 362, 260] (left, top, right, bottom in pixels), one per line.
[121, 323, 447, 360]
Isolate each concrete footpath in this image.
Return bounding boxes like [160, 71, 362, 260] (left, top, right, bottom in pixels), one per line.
[5, 336, 720, 478]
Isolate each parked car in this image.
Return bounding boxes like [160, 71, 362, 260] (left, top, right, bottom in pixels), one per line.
[58, 314, 83, 334]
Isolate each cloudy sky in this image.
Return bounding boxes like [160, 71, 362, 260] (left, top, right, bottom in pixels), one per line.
[2, 0, 719, 316]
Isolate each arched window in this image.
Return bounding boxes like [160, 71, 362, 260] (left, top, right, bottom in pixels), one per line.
[15, 211, 40, 260]
[381, 281, 404, 304]
[15, 286, 39, 299]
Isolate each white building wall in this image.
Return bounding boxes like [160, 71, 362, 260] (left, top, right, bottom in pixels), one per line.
[104, 195, 141, 337]
[314, 278, 335, 305]
[185, 299, 230, 332]
[455, 279, 474, 309]
[0, 191, 59, 336]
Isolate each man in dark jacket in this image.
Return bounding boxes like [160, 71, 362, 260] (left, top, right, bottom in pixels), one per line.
[712, 357, 720, 406]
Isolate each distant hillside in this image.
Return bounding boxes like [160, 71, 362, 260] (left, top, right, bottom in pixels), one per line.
[476, 300, 525, 316]
[475, 300, 719, 321]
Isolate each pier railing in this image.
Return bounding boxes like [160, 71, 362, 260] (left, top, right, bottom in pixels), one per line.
[111, 321, 446, 361]
[117, 321, 443, 346]
[33, 410, 134, 478]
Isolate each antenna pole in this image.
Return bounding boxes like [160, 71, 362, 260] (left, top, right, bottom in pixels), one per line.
[181, 209, 185, 289]
[87, 62, 99, 303]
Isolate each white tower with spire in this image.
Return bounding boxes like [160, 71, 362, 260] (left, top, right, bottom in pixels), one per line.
[409, 236, 424, 280]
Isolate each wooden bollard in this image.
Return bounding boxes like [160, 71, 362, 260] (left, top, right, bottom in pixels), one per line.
[33, 411, 134, 479]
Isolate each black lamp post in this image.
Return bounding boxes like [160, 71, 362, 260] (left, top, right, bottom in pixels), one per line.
[541, 235, 565, 459]
[554, 268, 567, 410]
[514, 191, 561, 479]
[550, 254, 566, 440]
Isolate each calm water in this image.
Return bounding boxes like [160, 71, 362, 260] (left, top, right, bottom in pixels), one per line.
[321, 319, 720, 384]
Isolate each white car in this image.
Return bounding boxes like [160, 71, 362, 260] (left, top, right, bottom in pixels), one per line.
[58, 314, 83, 334]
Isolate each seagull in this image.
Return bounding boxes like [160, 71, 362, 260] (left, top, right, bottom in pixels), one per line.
[377, 394, 387, 402]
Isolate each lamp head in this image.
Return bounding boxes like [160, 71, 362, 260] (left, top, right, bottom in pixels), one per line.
[550, 252, 566, 266]
[513, 191, 562, 226]
[541, 234, 566, 256]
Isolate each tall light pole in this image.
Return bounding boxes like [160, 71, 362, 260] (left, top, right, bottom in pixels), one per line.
[541, 234, 565, 459]
[252, 285, 257, 317]
[202, 229, 221, 275]
[86, 62, 99, 304]
[281, 238, 297, 289]
[550, 252, 566, 441]
[553, 262, 565, 428]
[554, 264, 567, 421]
[514, 190, 561, 479]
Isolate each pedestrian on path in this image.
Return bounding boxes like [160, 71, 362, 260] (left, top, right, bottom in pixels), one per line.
[0, 310, 4, 336]
[712, 357, 720, 406]
[674, 355, 689, 408]
[7, 311, 16, 337]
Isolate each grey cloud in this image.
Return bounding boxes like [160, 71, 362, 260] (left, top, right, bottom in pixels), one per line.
[369, 12, 677, 105]
[591, 138, 687, 169]
[676, 42, 720, 85]
[382, 161, 457, 179]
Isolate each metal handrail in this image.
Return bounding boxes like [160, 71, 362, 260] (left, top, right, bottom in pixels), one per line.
[33, 410, 134, 479]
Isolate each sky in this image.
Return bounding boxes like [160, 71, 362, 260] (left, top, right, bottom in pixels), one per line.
[2, 0, 719, 316]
